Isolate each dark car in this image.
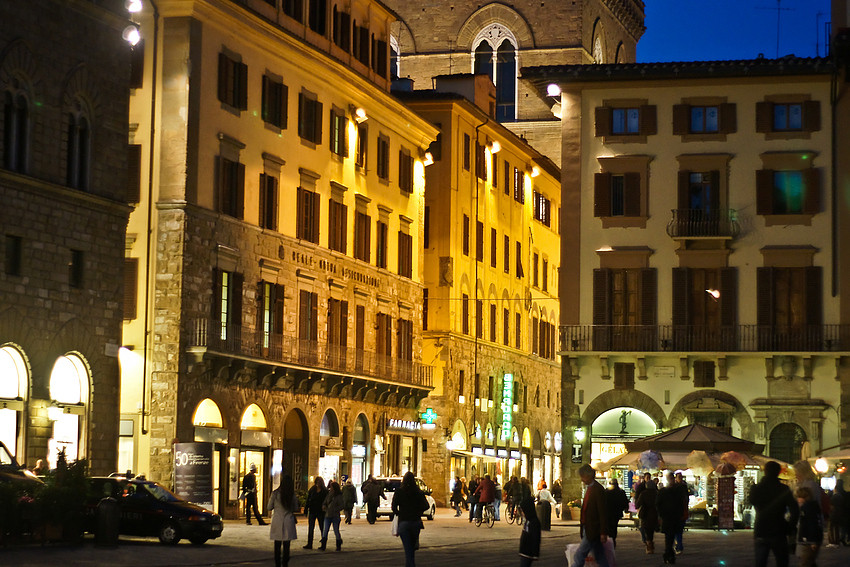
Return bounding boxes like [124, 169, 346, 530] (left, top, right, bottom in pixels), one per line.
[85, 476, 223, 545]
[0, 441, 42, 490]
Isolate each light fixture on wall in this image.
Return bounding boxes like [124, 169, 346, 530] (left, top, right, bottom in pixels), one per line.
[423, 151, 434, 166]
[487, 140, 501, 154]
[349, 105, 368, 123]
[122, 25, 141, 46]
[706, 289, 720, 301]
[125, 0, 143, 12]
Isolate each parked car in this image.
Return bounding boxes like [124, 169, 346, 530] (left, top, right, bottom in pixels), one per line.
[369, 476, 437, 520]
[0, 441, 42, 490]
[84, 476, 223, 545]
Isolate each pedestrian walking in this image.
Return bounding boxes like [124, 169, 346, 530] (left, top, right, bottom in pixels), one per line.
[302, 476, 327, 549]
[535, 480, 555, 531]
[552, 479, 563, 518]
[361, 474, 384, 524]
[467, 475, 480, 522]
[342, 478, 357, 524]
[636, 474, 659, 554]
[673, 471, 690, 554]
[657, 472, 686, 564]
[494, 478, 503, 521]
[750, 460, 800, 567]
[320, 480, 344, 551]
[392, 471, 429, 567]
[450, 476, 465, 517]
[268, 475, 298, 567]
[796, 485, 823, 567]
[572, 463, 610, 567]
[241, 464, 266, 525]
[518, 496, 540, 567]
[605, 478, 630, 547]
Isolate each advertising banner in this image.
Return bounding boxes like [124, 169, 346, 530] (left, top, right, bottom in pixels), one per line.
[174, 442, 214, 510]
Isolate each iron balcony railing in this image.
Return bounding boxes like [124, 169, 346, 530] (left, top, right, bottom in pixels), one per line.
[190, 319, 432, 389]
[559, 324, 850, 353]
[666, 209, 740, 238]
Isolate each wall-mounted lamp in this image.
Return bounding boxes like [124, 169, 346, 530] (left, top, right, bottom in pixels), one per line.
[487, 140, 501, 154]
[122, 25, 141, 46]
[423, 151, 434, 166]
[705, 289, 720, 301]
[126, 0, 144, 12]
[546, 83, 561, 98]
[815, 457, 829, 474]
[551, 102, 562, 119]
[349, 105, 368, 123]
[574, 427, 585, 442]
[529, 165, 540, 178]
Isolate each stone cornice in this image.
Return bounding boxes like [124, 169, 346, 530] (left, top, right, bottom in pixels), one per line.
[601, 0, 646, 42]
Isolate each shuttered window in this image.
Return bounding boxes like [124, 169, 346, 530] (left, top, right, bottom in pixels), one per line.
[217, 53, 248, 110]
[216, 156, 245, 219]
[123, 258, 138, 320]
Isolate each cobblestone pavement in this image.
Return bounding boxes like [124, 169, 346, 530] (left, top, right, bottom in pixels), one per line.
[3, 508, 849, 566]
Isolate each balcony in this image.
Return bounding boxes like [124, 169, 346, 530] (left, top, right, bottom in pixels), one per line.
[666, 209, 740, 239]
[560, 324, 850, 353]
[189, 319, 433, 390]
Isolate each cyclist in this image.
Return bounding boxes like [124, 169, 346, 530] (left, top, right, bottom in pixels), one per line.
[474, 474, 496, 522]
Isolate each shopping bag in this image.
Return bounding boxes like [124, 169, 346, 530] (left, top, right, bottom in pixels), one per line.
[565, 543, 581, 567]
[355, 505, 361, 519]
[391, 515, 399, 536]
[565, 539, 616, 567]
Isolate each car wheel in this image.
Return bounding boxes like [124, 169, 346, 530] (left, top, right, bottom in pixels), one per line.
[189, 536, 209, 545]
[158, 521, 181, 545]
[426, 505, 435, 520]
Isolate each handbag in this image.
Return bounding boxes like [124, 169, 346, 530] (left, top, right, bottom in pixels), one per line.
[391, 515, 400, 536]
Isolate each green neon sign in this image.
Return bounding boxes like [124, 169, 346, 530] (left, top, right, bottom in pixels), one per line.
[501, 373, 513, 440]
[421, 407, 438, 424]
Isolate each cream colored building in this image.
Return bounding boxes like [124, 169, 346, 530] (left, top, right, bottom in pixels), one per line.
[523, 56, 850, 494]
[397, 75, 562, 505]
[121, 0, 437, 517]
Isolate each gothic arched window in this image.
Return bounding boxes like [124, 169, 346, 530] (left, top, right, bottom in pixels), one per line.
[3, 91, 29, 173]
[472, 24, 517, 122]
[66, 111, 90, 190]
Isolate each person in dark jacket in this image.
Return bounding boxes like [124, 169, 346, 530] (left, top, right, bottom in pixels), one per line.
[361, 474, 384, 524]
[796, 486, 823, 567]
[673, 472, 690, 554]
[605, 478, 630, 547]
[518, 496, 541, 566]
[302, 476, 327, 549]
[657, 472, 686, 564]
[636, 476, 659, 554]
[392, 471, 429, 567]
[467, 475, 480, 522]
[341, 478, 357, 524]
[241, 464, 266, 525]
[750, 460, 800, 567]
[320, 481, 344, 551]
[828, 478, 845, 546]
[572, 464, 610, 567]
[450, 476, 466, 516]
[474, 474, 496, 520]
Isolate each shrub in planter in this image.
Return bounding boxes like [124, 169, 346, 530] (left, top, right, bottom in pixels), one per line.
[33, 449, 89, 542]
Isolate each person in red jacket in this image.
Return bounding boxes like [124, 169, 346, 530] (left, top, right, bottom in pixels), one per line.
[474, 474, 496, 521]
[572, 464, 610, 567]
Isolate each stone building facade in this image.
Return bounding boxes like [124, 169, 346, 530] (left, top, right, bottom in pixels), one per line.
[523, 55, 850, 497]
[397, 76, 562, 505]
[0, 0, 130, 474]
[384, 0, 646, 163]
[121, 0, 438, 518]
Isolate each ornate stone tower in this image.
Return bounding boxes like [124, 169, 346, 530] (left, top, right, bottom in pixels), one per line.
[385, 0, 646, 123]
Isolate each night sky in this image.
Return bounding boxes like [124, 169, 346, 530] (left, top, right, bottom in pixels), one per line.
[638, 0, 832, 63]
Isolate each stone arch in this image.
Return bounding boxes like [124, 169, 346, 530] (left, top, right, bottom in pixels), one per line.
[0, 39, 41, 98]
[456, 4, 535, 51]
[390, 20, 417, 56]
[615, 41, 625, 63]
[591, 18, 607, 63]
[61, 64, 100, 120]
[667, 389, 754, 439]
[582, 389, 666, 430]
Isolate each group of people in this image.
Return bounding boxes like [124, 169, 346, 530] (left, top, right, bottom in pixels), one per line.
[631, 471, 690, 564]
[256, 471, 429, 567]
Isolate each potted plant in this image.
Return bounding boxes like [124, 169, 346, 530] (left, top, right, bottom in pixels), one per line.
[567, 498, 582, 520]
[33, 449, 88, 543]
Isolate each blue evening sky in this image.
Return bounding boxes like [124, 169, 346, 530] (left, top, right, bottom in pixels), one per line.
[637, 0, 832, 63]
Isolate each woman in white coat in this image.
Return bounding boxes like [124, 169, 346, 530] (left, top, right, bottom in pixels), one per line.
[268, 475, 299, 567]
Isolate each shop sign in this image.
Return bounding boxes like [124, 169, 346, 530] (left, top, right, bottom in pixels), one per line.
[485, 448, 496, 457]
[420, 408, 438, 430]
[387, 418, 421, 432]
[497, 448, 508, 458]
[500, 373, 514, 440]
[591, 442, 627, 463]
[351, 445, 366, 458]
[472, 447, 483, 455]
[174, 442, 213, 510]
[510, 450, 521, 459]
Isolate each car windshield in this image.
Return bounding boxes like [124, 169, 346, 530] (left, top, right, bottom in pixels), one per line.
[140, 482, 180, 502]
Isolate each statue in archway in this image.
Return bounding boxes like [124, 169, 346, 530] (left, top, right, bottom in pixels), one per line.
[619, 409, 632, 435]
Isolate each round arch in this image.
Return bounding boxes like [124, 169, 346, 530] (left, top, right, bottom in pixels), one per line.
[320, 408, 340, 438]
[456, 4, 534, 50]
[667, 390, 754, 439]
[0, 344, 29, 457]
[47, 352, 91, 468]
[582, 389, 666, 431]
[282, 408, 309, 490]
[769, 423, 807, 465]
[591, 18, 607, 63]
[240, 403, 268, 430]
[193, 398, 224, 428]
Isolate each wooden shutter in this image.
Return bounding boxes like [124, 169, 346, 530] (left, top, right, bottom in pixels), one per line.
[127, 144, 142, 203]
[123, 258, 138, 320]
[639, 105, 657, 135]
[677, 170, 690, 209]
[129, 41, 144, 89]
[273, 284, 285, 335]
[755, 169, 774, 215]
[756, 267, 775, 326]
[803, 100, 821, 132]
[671, 267, 691, 326]
[708, 170, 721, 210]
[298, 92, 306, 138]
[594, 172, 611, 217]
[296, 187, 305, 239]
[755, 101, 772, 133]
[235, 162, 245, 219]
[803, 168, 821, 214]
[720, 267, 738, 326]
[299, 290, 309, 340]
[719, 103, 737, 133]
[280, 83, 289, 129]
[805, 267, 822, 325]
[211, 268, 222, 326]
[340, 301, 348, 346]
[640, 268, 657, 325]
[592, 269, 611, 325]
[314, 101, 323, 145]
[624, 172, 642, 216]
[259, 174, 268, 227]
[215, 156, 226, 213]
[238, 62, 248, 110]
[594, 106, 611, 137]
[312, 191, 321, 244]
[672, 104, 690, 135]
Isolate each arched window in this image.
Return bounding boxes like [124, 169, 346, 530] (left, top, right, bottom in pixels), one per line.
[193, 398, 224, 427]
[3, 91, 29, 173]
[769, 423, 807, 465]
[48, 353, 89, 467]
[240, 403, 267, 430]
[66, 112, 90, 190]
[320, 409, 340, 437]
[0, 345, 28, 456]
[472, 24, 517, 122]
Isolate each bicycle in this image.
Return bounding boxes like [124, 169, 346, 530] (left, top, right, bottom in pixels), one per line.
[474, 502, 496, 528]
[505, 500, 519, 525]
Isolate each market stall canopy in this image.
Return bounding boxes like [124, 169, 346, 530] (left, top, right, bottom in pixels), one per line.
[625, 423, 758, 453]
